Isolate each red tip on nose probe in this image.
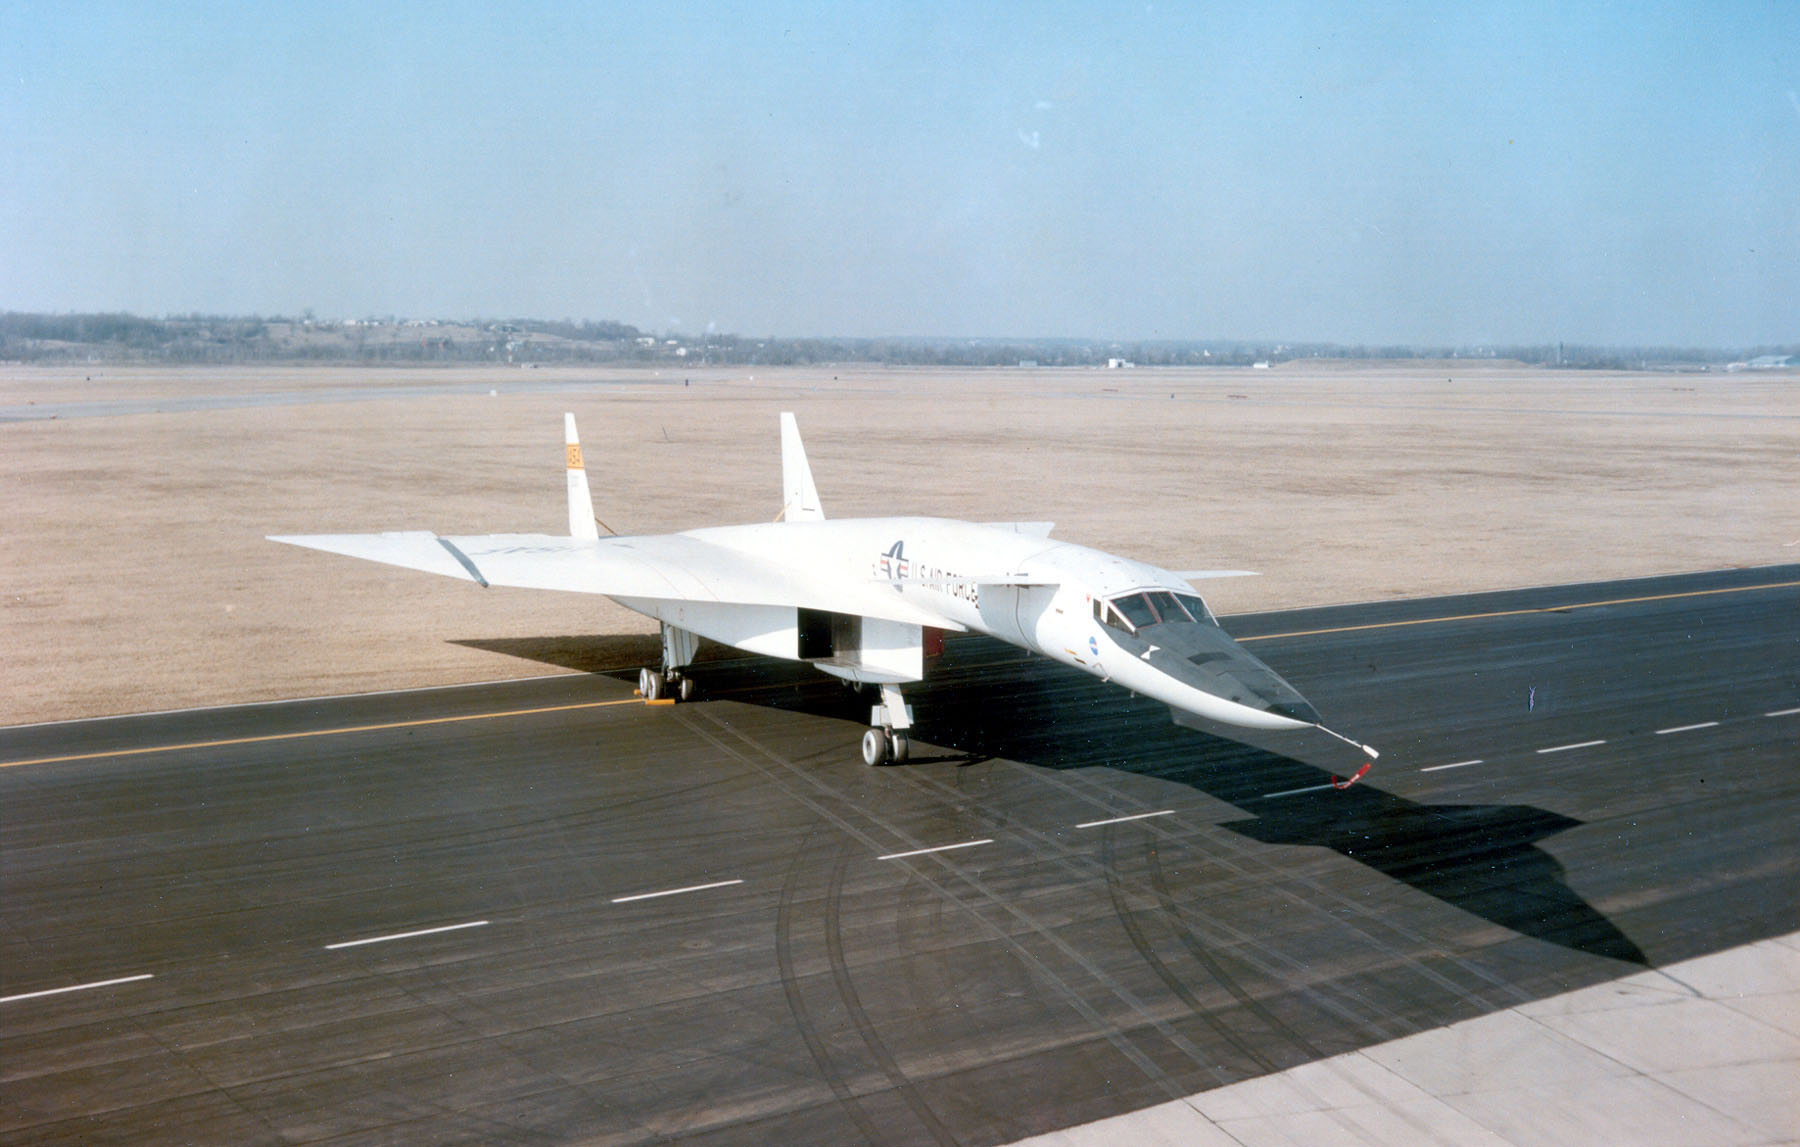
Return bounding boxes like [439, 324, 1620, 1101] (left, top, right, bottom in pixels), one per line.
[1315, 726, 1377, 789]
[1332, 762, 1373, 790]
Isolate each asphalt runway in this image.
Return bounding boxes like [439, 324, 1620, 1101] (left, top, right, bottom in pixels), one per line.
[3, 567, 1796, 1145]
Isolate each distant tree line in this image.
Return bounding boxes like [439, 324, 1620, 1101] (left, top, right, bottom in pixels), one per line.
[0, 312, 644, 364]
[0, 311, 264, 351]
[0, 311, 1790, 370]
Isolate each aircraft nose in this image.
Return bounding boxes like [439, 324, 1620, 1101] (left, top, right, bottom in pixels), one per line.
[1264, 698, 1322, 726]
[1135, 623, 1322, 727]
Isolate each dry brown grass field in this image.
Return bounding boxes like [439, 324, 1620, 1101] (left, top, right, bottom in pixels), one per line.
[3, 361, 1794, 725]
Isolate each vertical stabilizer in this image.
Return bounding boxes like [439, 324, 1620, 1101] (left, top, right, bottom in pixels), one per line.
[564, 413, 599, 540]
[779, 412, 826, 521]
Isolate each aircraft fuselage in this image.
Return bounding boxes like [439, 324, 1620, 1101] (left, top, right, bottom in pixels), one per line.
[618, 516, 1319, 732]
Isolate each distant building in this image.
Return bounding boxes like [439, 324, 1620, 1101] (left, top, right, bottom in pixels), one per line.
[1725, 355, 1792, 371]
[1107, 358, 1136, 369]
[1252, 361, 1271, 370]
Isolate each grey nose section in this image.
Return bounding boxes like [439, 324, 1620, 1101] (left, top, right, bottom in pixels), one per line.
[1129, 621, 1322, 725]
[1264, 698, 1321, 726]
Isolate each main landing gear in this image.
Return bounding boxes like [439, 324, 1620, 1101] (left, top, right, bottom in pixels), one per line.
[639, 623, 699, 703]
[637, 667, 695, 702]
[861, 682, 912, 765]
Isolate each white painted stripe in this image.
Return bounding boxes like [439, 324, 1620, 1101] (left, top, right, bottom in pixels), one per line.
[1655, 722, 1720, 735]
[1765, 707, 1800, 718]
[1420, 759, 1484, 773]
[324, 920, 490, 950]
[1537, 740, 1607, 754]
[1260, 783, 1337, 799]
[610, 879, 743, 904]
[877, 839, 993, 861]
[1076, 810, 1176, 829]
[1, 973, 154, 1004]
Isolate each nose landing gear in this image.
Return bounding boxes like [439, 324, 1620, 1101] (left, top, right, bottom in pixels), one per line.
[861, 727, 910, 766]
[862, 682, 913, 765]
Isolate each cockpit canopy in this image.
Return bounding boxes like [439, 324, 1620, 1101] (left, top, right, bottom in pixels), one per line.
[1094, 588, 1216, 633]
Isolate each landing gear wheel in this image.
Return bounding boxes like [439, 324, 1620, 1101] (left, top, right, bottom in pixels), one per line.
[861, 728, 890, 766]
[677, 676, 696, 702]
[887, 731, 910, 763]
[639, 668, 665, 701]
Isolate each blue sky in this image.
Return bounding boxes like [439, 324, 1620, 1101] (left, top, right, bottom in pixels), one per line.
[4, 1, 1795, 344]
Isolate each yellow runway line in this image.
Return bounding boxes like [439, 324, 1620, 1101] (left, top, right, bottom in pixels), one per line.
[2, 697, 646, 769]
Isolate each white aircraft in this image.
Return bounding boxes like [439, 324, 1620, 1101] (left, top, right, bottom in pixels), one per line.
[272, 413, 1377, 770]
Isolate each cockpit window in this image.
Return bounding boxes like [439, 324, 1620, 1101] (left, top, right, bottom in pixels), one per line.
[1111, 593, 1157, 629]
[1144, 590, 1187, 624]
[1174, 592, 1217, 625]
[1094, 597, 1133, 632]
[1101, 590, 1217, 632]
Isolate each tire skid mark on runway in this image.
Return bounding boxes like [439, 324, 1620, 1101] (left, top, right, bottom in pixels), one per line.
[891, 763, 1389, 1036]
[695, 717, 1239, 1086]
[775, 827, 885, 1146]
[120, 1010, 293, 1146]
[890, 851, 989, 1064]
[1096, 826, 1276, 1082]
[675, 706, 1192, 1103]
[1114, 770, 1535, 1014]
[1020, 764, 1531, 1017]
[895, 765, 1402, 1040]
[1138, 837, 1321, 1061]
[1140, 834, 1464, 1147]
[314, 933, 601, 1144]
[824, 837, 961, 1147]
[1121, 835, 1428, 1038]
[1118, 837, 1402, 1143]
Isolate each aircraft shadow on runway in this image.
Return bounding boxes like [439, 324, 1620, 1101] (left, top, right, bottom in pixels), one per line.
[456, 633, 1647, 966]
